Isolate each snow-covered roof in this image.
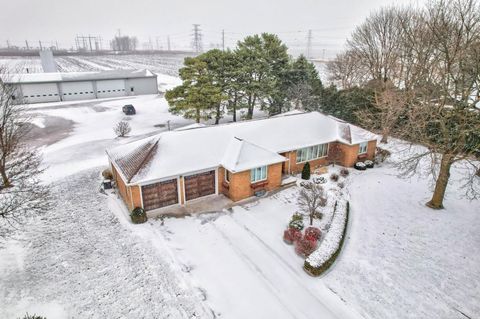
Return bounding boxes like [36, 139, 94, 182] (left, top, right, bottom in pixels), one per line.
[221, 137, 286, 173]
[1, 69, 156, 84]
[106, 111, 377, 185]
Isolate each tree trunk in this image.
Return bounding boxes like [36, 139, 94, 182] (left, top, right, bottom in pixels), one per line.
[380, 127, 389, 143]
[1, 169, 10, 188]
[215, 103, 221, 125]
[195, 107, 200, 123]
[247, 94, 256, 119]
[309, 213, 313, 226]
[232, 93, 238, 122]
[426, 154, 453, 209]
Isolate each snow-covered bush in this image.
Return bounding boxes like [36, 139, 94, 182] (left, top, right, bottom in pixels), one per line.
[339, 168, 349, 177]
[337, 181, 345, 189]
[130, 207, 147, 224]
[354, 162, 366, 170]
[114, 120, 132, 137]
[304, 200, 349, 276]
[304, 227, 321, 241]
[283, 228, 302, 244]
[295, 237, 317, 257]
[364, 160, 374, 168]
[313, 176, 326, 184]
[289, 219, 304, 231]
[102, 168, 113, 180]
[330, 173, 339, 182]
[19, 314, 46, 319]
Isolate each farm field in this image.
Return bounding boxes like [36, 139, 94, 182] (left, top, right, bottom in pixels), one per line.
[0, 52, 195, 76]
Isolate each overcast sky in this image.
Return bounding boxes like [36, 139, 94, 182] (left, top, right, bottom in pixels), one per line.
[0, 0, 424, 58]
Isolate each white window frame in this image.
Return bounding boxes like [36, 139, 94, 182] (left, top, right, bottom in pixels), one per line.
[296, 143, 328, 164]
[250, 166, 268, 183]
[358, 142, 368, 154]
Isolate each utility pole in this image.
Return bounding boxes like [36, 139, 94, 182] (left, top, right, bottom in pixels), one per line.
[221, 29, 225, 51]
[192, 24, 203, 53]
[25, 40, 30, 50]
[6, 40, 10, 49]
[167, 36, 171, 51]
[39, 40, 43, 50]
[306, 29, 312, 59]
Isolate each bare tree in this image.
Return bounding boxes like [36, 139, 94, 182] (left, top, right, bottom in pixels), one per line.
[327, 50, 369, 89]
[327, 143, 344, 166]
[347, 6, 406, 87]
[394, 0, 480, 208]
[0, 67, 51, 236]
[114, 121, 131, 137]
[298, 183, 328, 225]
[357, 87, 407, 143]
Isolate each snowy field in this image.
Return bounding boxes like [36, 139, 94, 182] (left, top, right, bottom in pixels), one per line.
[0, 53, 194, 76]
[0, 65, 479, 318]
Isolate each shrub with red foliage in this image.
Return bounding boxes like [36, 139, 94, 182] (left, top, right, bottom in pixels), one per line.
[304, 227, 321, 241]
[283, 228, 302, 245]
[294, 237, 317, 257]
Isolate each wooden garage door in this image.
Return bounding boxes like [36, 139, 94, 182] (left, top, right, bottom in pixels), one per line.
[141, 179, 178, 211]
[184, 170, 216, 201]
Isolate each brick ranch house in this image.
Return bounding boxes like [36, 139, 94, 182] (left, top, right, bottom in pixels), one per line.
[106, 111, 377, 214]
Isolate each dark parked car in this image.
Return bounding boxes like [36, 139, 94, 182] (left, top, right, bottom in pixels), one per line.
[122, 104, 136, 115]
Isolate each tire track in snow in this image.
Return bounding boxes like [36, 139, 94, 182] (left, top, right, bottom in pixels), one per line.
[210, 222, 301, 319]
[210, 217, 341, 319]
[226, 213, 358, 318]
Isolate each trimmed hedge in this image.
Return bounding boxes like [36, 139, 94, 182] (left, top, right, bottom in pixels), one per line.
[303, 201, 350, 277]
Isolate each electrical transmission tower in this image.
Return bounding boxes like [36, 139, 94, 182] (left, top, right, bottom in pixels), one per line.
[306, 29, 312, 59]
[192, 24, 203, 53]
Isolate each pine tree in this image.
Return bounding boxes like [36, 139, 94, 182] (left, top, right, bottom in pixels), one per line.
[165, 57, 224, 123]
[301, 162, 311, 180]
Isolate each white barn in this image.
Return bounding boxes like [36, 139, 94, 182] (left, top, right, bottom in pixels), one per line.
[1, 69, 158, 104]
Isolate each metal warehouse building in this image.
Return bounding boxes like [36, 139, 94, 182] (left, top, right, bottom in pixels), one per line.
[2, 69, 158, 104]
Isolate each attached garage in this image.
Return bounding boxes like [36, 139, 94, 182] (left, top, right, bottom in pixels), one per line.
[184, 170, 216, 201]
[141, 179, 178, 211]
[96, 79, 126, 98]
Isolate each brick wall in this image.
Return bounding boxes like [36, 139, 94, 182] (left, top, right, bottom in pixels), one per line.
[284, 150, 329, 174]
[222, 162, 283, 202]
[111, 162, 142, 211]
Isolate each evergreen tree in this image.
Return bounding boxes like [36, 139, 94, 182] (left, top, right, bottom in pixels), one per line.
[235, 33, 289, 119]
[301, 162, 311, 180]
[165, 57, 224, 123]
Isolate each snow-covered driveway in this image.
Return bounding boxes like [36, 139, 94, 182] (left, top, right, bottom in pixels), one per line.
[144, 188, 361, 319]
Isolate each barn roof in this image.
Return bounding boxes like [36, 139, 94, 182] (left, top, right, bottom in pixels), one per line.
[106, 111, 377, 185]
[1, 69, 156, 84]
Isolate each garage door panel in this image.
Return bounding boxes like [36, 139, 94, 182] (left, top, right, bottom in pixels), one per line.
[184, 171, 215, 201]
[142, 179, 178, 211]
[61, 81, 95, 101]
[96, 79, 125, 98]
[21, 83, 60, 103]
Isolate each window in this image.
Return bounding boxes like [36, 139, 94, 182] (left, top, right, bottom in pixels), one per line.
[358, 142, 368, 154]
[130, 87, 134, 92]
[250, 166, 267, 183]
[296, 144, 328, 163]
[225, 170, 231, 183]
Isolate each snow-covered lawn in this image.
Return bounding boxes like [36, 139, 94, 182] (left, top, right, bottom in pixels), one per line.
[0, 65, 478, 318]
[0, 170, 210, 319]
